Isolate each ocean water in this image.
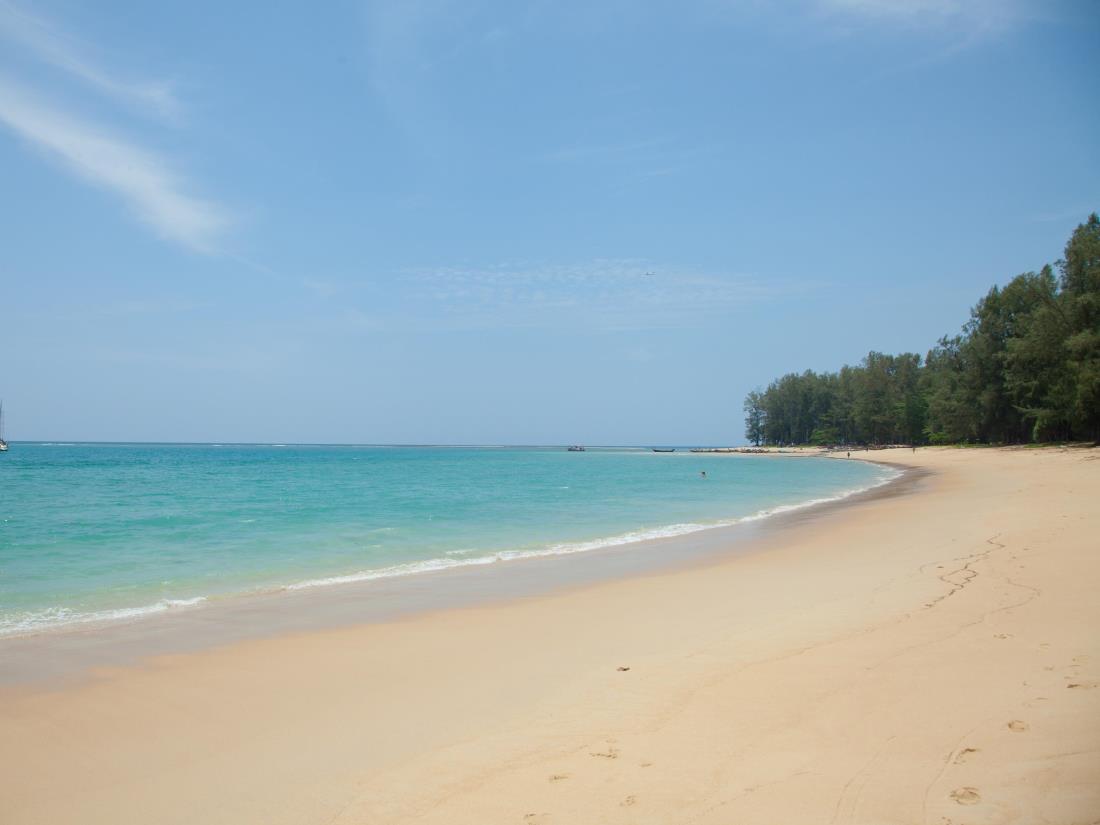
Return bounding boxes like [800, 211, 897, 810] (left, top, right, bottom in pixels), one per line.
[0, 444, 895, 636]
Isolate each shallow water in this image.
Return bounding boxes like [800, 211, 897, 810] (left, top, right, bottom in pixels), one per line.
[0, 444, 892, 635]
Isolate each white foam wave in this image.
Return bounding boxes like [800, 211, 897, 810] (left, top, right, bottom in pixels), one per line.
[0, 596, 207, 637]
[284, 467, 902, 593]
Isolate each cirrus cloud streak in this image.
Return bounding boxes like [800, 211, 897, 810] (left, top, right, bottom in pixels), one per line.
[0, 78, 228, 252]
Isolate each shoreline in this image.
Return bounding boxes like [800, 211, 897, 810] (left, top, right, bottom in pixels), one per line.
[1, 446, 886, 643]
[0, 455, 907, 685]
[2, 446, 1096, 824]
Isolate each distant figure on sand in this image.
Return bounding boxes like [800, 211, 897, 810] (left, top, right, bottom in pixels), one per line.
[846, 451, 850, 458]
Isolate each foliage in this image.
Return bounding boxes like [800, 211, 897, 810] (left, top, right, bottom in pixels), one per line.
[745, 214, 1100, 445]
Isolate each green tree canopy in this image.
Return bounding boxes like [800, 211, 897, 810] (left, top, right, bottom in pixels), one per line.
[745, 214, 1100, 446]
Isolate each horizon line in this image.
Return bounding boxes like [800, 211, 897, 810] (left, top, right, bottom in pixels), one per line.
[3, 440, 743, 449]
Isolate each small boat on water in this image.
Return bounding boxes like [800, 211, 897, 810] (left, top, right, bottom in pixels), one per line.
[652, 448, 676, 453]
[0, 401, 7, 452]
[567, 445, 586, 452]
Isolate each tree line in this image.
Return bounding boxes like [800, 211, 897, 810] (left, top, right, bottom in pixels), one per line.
[744, 213, 1100, 446]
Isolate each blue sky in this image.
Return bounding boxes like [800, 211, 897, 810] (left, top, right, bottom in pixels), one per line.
[1, 0, 1096, 444]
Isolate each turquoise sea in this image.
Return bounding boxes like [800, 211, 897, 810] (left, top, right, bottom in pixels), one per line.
[0, 444, 894, 636]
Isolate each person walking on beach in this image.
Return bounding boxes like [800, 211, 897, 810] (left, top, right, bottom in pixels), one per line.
[846, 451, 850, 459]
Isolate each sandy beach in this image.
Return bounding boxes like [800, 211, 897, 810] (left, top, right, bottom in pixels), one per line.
[1, 446, 1097, 824]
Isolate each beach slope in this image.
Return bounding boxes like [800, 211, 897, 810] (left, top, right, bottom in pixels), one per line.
[1, 446, 1097, 824]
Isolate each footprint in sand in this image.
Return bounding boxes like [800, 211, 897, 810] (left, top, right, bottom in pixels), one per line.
[590, 745, 620, 759]
[1067, 681, 1098, 690]
[620, 795, 637, 807]
[1007, 720, 1029, 732]
[954, 747, 980, 764]
[548, 774, 570, 783]
[950, 787, 981, 806]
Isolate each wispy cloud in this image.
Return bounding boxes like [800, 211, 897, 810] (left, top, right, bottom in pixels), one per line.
[0, 2, 232, 252]
[404, 259, 801, 330]
[0, 0, 179, 118]
[0, 78, 228, 251]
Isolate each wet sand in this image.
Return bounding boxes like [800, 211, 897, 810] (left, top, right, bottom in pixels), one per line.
[1, 446, 1097, 824]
